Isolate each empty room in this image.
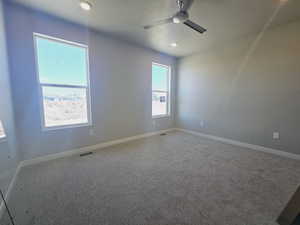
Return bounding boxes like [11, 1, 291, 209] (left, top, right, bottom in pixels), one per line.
[0, 0, 300, 224]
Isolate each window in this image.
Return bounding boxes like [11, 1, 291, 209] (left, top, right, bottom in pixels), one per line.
[34, 34, 91, 129]
[152, 63, 171, 117]
[0, 120, 6, 139]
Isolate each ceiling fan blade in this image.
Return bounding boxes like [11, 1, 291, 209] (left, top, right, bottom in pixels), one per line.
[144, 18, 173, 29]
[181, 0, 194, 12]
[184, 20, 207, 34]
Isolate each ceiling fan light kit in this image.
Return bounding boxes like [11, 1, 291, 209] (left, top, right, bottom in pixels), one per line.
[79, 0, 92, 11]
[173, 17, 181, 24]
[173, 11, 189, 23]
[144, 0, 207, 34]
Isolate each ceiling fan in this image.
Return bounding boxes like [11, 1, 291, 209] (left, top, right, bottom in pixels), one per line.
[144, 0, 207, 34]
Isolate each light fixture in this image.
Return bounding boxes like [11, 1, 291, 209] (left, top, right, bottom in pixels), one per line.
[172, 11, 189, 24]
[79, 0, 92, 11]
[170, 42, 177, 47]
[173, 17, 181, 24]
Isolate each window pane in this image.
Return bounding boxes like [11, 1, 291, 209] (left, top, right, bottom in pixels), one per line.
[36, 37, 88, 86]
[42, 86, 88, 127]
[0, 120, 5, 138]
[152, 92, 167, 116]
[152, 64, 169, 91]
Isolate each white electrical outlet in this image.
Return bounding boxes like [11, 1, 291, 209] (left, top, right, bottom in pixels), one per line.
[273, 132, 280, 140]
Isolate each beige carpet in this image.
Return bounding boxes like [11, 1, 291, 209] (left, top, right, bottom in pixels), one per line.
[1, 131, 300, 225]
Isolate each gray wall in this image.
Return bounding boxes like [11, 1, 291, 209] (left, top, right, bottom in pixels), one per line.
[177, 19, 300, 155]
[0, 0, 19, 195]
[5, 3, 176, 160]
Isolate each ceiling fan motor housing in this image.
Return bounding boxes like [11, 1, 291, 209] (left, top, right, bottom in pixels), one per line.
[173, 11, 189, 23]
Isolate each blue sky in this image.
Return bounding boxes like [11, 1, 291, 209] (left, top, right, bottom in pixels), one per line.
[36, 37, 87, 86]
[152, 64, 169, 91]
[36, 36, 169, 93]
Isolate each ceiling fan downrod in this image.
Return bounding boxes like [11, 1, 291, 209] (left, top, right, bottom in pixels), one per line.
[177, 0, 185, 11]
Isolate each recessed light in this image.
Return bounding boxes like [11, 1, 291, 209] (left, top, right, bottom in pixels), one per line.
[80, 0, 92, 11]
[170, 43, 177, 47]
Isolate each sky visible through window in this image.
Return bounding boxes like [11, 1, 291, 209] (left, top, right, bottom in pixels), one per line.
[152, 64, 168, 91]
[36, 37, 87, 86]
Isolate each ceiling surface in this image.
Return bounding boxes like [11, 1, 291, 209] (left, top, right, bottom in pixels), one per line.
[7, 0, 300, 57]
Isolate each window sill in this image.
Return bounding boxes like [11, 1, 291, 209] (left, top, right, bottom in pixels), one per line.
[42, 122, 92, 132]
[152, 115, 171, 119]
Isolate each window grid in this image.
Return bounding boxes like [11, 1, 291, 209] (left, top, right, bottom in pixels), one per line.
[152, 63, 171, 118]
[34, 33, 92, 130]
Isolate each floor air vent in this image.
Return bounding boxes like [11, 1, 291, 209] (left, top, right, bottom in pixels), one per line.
[80, 152, 93, 157]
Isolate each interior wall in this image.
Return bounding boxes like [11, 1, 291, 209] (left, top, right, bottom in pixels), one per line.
[176, 19, 300, 155]
[0, 0, 19, 195]
[5, 3, 177, 161]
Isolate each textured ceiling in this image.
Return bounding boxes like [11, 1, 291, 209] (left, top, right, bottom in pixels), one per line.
[7, 0, 300, 57]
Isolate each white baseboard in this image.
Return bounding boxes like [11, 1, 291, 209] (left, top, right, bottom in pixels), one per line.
[20, 128, 175, 168]
[175, 128, 300, 160]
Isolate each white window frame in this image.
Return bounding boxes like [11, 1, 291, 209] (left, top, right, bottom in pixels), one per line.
[0, 120, 6, 142]
[152, 62, 171, 119]
[33, 33, 92, 131]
